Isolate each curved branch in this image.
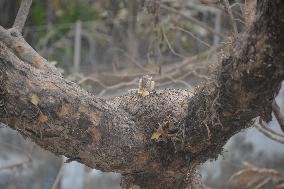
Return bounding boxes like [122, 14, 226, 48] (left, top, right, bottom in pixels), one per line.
[255, 122, 284, 144]
[0, 0, 283, 188]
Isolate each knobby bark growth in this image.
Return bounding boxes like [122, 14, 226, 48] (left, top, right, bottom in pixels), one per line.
[0, 0, 283, 188]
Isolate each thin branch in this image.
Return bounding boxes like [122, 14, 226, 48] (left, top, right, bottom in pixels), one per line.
[160, 4, 224, 38]
[115, 48, 155, 74]
[161, 27, 186, 59]
[173, 26, 212, 49]
[77, 75, 137, 91]
[13, 0, 33, 32]
[272, 100, 284, 132]
[255, 122, 284, 144]
[222, 0, 238, 35]
[199, 0, 219, 4]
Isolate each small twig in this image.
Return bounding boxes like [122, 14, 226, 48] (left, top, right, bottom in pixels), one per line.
[272, 100, 284, 132]
[161, 4, 224, 38]
[234, 18, 246, 25]
[222, 0, 238, 35]
[161, 27, 185, 59]
[173, 26, 212, 48]
[13, 0, 33, 32]
[77, 76, 137, 91]
[115, 48, 155, 74]
[255, 121, 284, 144]
[199, 0, 219, 4]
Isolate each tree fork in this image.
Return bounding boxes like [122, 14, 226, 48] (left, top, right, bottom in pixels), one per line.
[0, 0, 283, 188]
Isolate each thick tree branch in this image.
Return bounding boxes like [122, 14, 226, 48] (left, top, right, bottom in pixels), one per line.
[12, 0, 32, 32]
[0, 0, 283, 188]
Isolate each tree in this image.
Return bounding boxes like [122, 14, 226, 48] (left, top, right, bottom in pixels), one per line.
[0, 0, 283, 188]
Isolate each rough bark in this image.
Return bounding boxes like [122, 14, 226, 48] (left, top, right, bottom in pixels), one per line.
[0, 0, 283, 188]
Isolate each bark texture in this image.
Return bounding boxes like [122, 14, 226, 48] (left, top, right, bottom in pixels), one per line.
[0, 0, 283, 188]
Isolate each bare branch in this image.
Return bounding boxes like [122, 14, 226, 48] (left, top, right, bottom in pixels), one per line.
[116, 48, 156, 74]
[222, 0, 238, 35]
[12, 0, 33, 32]
[172, 26, 212, 49]
[255, 122, 284, 144]
[160, 4, 224, 38]
[272, 100, 284, 132]
[199, 0, 219, 4]
[229, 162, 284, 188]
[0, 25, 59, 72]
[161, 26, 186, 59]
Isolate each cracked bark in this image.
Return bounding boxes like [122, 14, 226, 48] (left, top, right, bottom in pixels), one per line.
[0, 0, 283, 188]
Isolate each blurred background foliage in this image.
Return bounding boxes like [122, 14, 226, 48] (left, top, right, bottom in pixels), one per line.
[2, 0, 242, 74]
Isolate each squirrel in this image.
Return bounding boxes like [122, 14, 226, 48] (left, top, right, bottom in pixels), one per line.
[128, 75, 155, 97]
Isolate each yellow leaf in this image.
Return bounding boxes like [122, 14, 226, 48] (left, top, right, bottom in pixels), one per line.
[138, 88, 150, 97]
[138, 88, 145, 94]
[142, 91, 150, 97]
[31, 95, 40, 106]
[39, 114, 48, 123]
[151, 131, 161, 140]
